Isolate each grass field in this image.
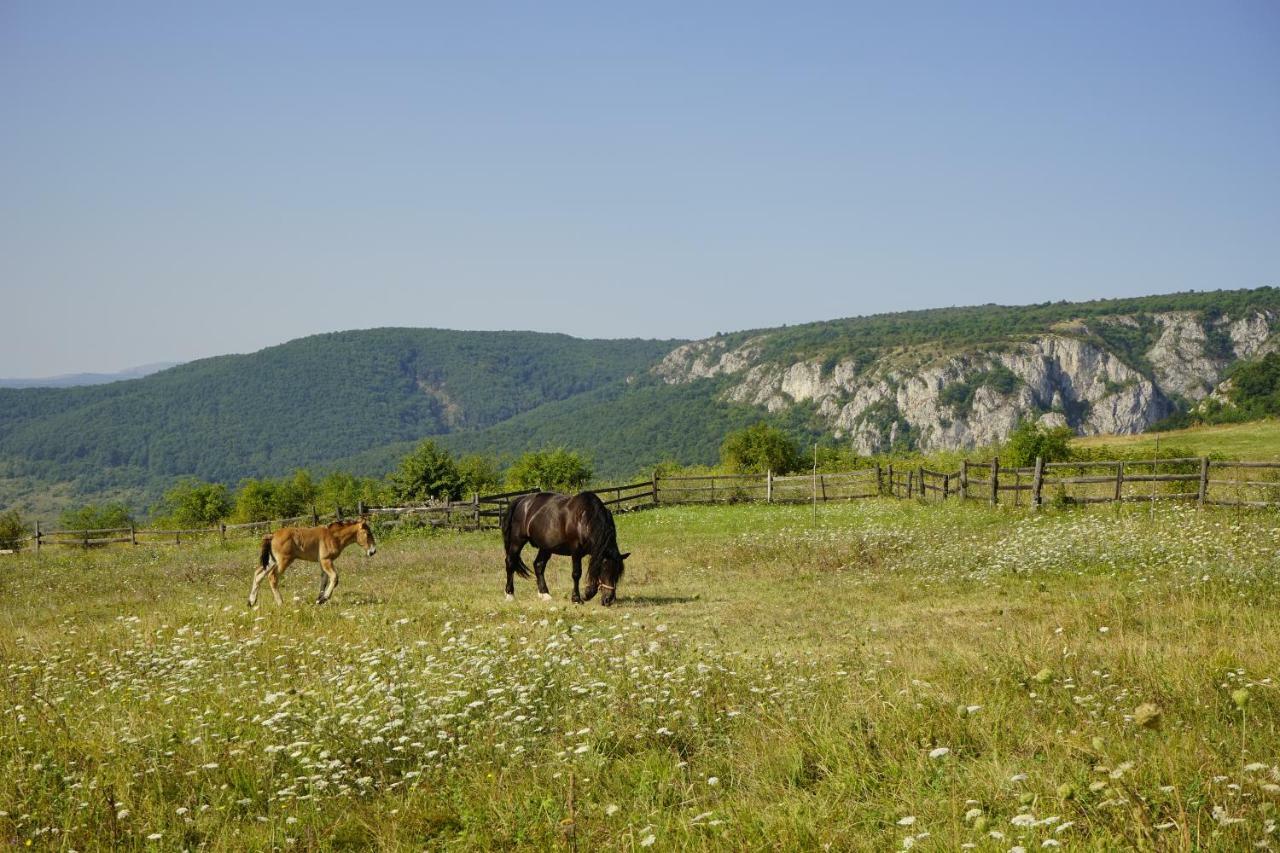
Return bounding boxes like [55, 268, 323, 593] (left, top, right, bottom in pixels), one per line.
[3, 500, 1279, 850]
[1073, 418, 1280, 460]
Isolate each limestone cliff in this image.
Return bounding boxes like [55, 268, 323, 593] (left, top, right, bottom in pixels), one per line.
[653, 309, 1278, 452]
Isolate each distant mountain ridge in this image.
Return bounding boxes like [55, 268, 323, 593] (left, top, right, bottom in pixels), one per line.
[0, 362, 181, 388]
[2, 288, 1278, 517]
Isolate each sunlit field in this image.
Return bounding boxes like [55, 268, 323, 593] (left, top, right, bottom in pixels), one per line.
[2, 500, 1279, 851]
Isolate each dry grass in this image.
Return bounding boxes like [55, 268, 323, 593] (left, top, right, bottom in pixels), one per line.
[2, 499, 1278, 850]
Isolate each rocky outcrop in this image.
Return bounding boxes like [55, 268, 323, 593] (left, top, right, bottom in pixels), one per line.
[653, 309, 1277, 452]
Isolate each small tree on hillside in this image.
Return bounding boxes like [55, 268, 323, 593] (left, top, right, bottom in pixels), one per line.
[153, 478, 232, 528]
[59, 502, 133, 531]
[1003, 421, 1075, 467]
[0, 509, 30, 550]
[720, 423, 803, 474]
[457, 454, 503, 496]
[393, 440, 464, 502]
[505, 448, 593, 493]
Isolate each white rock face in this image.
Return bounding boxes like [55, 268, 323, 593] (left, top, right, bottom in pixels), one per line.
[652, 310, 1277, 452]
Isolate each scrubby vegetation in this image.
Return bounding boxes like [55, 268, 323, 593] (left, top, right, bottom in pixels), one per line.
[2, 500, 1278, 849]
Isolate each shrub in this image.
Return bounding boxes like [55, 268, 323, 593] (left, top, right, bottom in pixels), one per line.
[720, 423, 803, 474]
[1003, 421, 1075, 467]
[0, 509, 30, 549]
[392, 440, 464, 502]
[58, 503, 133, 531]
[457, 454, 503, 497]
[232, 478, 309, 523]
[506, 448, 593, 493]
[152, 478, 232, 528]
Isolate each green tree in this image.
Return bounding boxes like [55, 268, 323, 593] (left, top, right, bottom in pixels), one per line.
[0, 509, 30, 549]
[316, 471, 388, 515]
[392, 440, 464, 502]
[457, 454, 503, 496]
[59, 503, 133, 531]
[152, 478, 231, 528]
[1003, 421, 1075, 467]
[505, 448, 593, 492]
[232, 477, 308, 523]
[720, 423, 803, 474]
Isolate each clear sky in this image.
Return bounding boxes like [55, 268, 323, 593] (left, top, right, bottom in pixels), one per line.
[2, 1, 1277, 377]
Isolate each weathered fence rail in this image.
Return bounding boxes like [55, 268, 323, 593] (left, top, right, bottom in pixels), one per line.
[10, 455, 1277, 552]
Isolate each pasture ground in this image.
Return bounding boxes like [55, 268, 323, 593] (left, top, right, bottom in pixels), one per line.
[1072, 418, 1280, 460]
[2, 500, 1279, 851]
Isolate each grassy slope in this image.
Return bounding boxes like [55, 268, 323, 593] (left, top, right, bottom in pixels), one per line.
[1073, 418, 1280, 460]
[2, 501, 1278, 850]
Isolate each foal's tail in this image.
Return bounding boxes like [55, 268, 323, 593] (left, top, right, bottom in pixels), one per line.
[501, 501, 531, 578]
[258, 535, 274, 570]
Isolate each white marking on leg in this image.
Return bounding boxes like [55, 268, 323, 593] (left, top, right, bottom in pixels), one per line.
[505, 593, 514, 602]
[540, 592, 552, 602]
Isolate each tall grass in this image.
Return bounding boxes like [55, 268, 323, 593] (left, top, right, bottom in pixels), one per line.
[1, 500, 1278, 850]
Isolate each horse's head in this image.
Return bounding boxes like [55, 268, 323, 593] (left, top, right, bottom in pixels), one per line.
[594, 550, 629, 607]
[357, 519, 376, 557]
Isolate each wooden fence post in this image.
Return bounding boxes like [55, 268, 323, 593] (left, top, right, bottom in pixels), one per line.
[1031, 456, 1044, 509]
[943, 473, 950, 500]
[959, 460, 968, 501]
[887, 464, 894, 497]
[1114, 462, 1124, 503]
[652, 469, 660, 506]
[1197, 457, 1209, 507]
[766, 469, 773, 503]
[990, 458, 999, 506]
[130, 524, 138, 546]
[907, 469, 914, 498]
[874, 463, 883, 496]
[35, 519, 41, 553]
[220, 523, 227, 544]
[357, 500, 365, 517]
[311, 505, 319, 525]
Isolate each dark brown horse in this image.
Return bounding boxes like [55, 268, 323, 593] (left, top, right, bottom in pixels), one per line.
[501, 491, 629, 606]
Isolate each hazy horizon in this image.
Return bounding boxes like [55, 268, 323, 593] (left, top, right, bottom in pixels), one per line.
[4, 2, 1278, 376]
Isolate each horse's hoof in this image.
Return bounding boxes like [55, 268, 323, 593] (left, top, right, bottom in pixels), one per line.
[539, 592, 552, 602]
[505, 593, 514, 602]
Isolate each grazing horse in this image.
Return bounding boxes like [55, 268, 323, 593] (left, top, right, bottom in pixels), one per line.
[248, 519, 376, 606]
[501, 491, 629, 606]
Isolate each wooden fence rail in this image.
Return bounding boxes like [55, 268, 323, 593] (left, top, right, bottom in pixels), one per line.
[9, 455, 1278, 552]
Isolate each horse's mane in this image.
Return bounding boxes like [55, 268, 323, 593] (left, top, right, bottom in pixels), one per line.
[581, 492, 618, 558]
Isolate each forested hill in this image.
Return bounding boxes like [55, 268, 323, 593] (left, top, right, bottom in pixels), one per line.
[0, 329, 677, 512]
[3, 287, 1279, 517]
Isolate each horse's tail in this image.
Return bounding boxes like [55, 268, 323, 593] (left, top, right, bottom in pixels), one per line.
[258, 535, 274, 570]
[501, 499, 531, 578]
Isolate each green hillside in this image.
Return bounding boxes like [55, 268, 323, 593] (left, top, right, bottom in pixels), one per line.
[3, 287, 1279, 516]
[0, 329, 677, 510]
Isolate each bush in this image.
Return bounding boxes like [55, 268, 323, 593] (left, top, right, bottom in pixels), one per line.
[506, 448, 593, 493]
[0, 509, 30, 549]
[58, 503, 133, 531]
[1003, 421, 1075, 467]
[457, 454, 503, 497]
[315, 472, 388, 515]
[720, 423, 803, 474]
[232, 477, 309, 523]
[152, 478, 232, 528]
[392, 440, 464, 502]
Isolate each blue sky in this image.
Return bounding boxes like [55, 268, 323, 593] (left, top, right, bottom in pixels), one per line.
[2, 1, 1277, 376]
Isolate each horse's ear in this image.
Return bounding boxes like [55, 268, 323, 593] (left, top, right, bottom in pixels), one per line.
[619, 552, 630, 560]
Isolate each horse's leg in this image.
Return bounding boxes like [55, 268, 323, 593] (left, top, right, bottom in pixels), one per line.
[317, 558, 338, 605]
[248, 564, 270, 607]
[268, 553, 293, 606]
[571, 555, 584, 604]
[533, 549, 553, 602]
[504, 539, 526, 602]
[583, 557, 600, 601]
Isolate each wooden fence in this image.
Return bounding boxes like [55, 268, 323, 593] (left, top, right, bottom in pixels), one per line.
[10, 456, 1277, 551]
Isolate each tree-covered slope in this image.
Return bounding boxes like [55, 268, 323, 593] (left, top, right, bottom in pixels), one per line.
[0, 329, 677, 503]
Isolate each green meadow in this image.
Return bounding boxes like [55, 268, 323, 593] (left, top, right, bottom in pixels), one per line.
[2, 499, 1278, 850]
